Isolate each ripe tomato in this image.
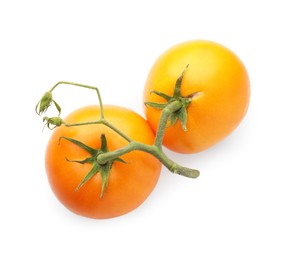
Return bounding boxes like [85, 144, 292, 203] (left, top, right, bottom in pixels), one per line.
[45, 105, 161, 219]
[143, 40, 250, 153]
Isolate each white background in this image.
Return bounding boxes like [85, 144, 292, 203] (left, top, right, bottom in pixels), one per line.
[1, 0, 296, 259]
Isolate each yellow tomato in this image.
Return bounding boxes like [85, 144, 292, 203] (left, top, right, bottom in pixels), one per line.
[46, 105, 161, 219]
[143, 40, 250, 153]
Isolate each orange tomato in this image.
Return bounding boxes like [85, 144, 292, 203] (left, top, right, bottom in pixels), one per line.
[45, 105, 161, 219]
[143, 40, 250, 153]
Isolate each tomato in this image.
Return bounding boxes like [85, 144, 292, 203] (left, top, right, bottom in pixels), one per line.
[45, 105, 161, 219]
[143, 40, 250, 153]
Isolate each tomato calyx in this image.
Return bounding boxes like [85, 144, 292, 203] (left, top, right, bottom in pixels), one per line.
[60, 134, 125, 198]
[43, 116, 63, 130]
[35, 91, 61, 116]
[145, 65, 193, 131]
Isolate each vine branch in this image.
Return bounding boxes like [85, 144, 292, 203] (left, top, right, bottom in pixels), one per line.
[50, 81, 105, 119]
[36, 74, 200, 189]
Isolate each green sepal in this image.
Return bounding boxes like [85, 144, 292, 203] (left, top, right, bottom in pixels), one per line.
[59, 136, 98, 156]
[43, 116, 63, 130]
[145, 65, 191, 131]
[169, 112, 179, 127]
[100, 134, 108, 152]
[179, 106, 188, 131]
[75, 164, 100, 191]
[53, 100, 62, 116]
[114, 157, 127, 164]
[35, 92, 53, 115]
[144, 101, 168, 110]
[150, 90, 172, 101]
[65, 157, 94, 164]
[99, 164, 112, 199]
[173, 64, 189, 98]
[62, 134, 126, 199]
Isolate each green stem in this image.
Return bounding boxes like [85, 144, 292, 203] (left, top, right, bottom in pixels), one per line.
[97, 141, 199, 178]
[154, 100, 182, 148]
[64, 119, 132, 143]
[63, 97, 199, 178]
[102, 120, 133, 142]
[64, 121, 101, 127]
[39, 78, 200, 180]
[48, 81, 133, 143]
[94, 96, 199, 178]
[50, 81, 105, 119]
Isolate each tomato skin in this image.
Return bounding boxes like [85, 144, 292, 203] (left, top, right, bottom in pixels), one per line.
[45, 105, 161, 219]
[143, 40, 250, 154]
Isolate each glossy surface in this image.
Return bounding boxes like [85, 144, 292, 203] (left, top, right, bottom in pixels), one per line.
[46, 105, 161, 219]
[144, 40, 250, 153]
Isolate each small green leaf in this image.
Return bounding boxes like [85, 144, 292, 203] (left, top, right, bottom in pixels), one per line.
[150, 90, 171, 101]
